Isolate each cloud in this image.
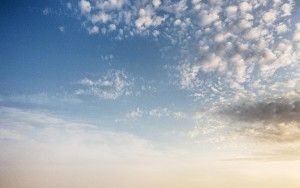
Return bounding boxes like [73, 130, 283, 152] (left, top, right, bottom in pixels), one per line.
[219, 99, 300, 143]
[87, 25, 99, 34]
[262, 9, 277, 23]
[95, 0, 125, 10]
[152, 0, 161, 8]
[189, 97, 300, 145]
[135, 7, 166, 30]
[1, 106, 260, 188]
[79, 0, 91, 13]
[42, 8, 51, 15]
[126, 107, 143, 119]
[166, 0, 298, 105]
[199, 9, 219, 26]
[221, 99, 300, 124]
[58, 26, 65, 32]
[0, 106, 162, 167]
[75, 69, 133, 100]
[65, 0, 300, 153]
[119, 107, 187, 123]
[67, 2, 72, 10]
[91, 12, 111, 24]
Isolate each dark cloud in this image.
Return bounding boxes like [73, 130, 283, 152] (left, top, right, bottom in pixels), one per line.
[219, 99, 300, 143]
[221, 99, 300, 124]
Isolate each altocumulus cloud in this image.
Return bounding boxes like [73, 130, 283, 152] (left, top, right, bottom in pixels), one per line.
[68, 0, 299, 105]
[62, 0, 300, 111]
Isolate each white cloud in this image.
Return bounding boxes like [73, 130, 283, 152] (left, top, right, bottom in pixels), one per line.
[91, 12, 111, 24]
[96, 0, 125, 10]
[152, 0, 161, 8]
[199, 9, 219, 26]
[226, 5, 238, 17]
[126, 108, 143, 119]
[239, 1, 252, 12]
[87, 25, 99, 34]
[108, 24, 117, 31]
[79, 0, 91, 14]
[244, 27, 262, 40]
[202, 54, 224, 73]
[76, 69, 133, 100]
[0, 106, 160, 166]
[70, 0, 299, 105]
[58, 26, 65, 32]
[173, 112, 186, 120]
[149, 107, 170, 118]
[276, 23, 288, 33]
[135, 8, 165, 30]
[281, 2, 293, 17]
[262, 9, 277, 23]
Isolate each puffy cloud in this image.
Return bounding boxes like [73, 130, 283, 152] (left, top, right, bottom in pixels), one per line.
[87, 25, 99, 34]
[135, 8, 165, 30]
[152, 0, 161, 8]
[239, 1, 252, 12]
[244, 26, 262, 40]
[276, 23, 288, 33]
[226, 5, 238, 17]
[262, 9, 277, 23]
[96, 0, 125, 10]
[91, 12, 111, 23]
[71, 0, 299, 105]
[281, 2, 293, 17]
[79, 0, 91, 13]
[201, 54, 224, 72]
[108, 23, 117, 31]
[199, 9, 219, 26]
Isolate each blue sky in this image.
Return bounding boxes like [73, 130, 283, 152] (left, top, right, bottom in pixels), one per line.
[1, 0, 300, 187]
[0, 0, 201, 141]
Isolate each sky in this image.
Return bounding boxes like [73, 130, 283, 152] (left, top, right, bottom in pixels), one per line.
[0, 0, 300, 187]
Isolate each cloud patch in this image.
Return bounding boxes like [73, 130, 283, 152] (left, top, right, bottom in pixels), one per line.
[75, 69, 133, 100]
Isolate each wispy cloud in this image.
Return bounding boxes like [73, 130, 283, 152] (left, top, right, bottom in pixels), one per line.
[75, 69, 133, 100]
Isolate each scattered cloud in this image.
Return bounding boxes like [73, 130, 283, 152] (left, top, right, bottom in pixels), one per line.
[58, 26, 65, 32]
[120, 107, 187, 122]
[42, 8, 50, 15]
[79, 0, 91, 13]
[126, 107, 143, 120]
[66, 0, 298, 106]
[67, 2, 72, 10]
[75, 69, 133, 100]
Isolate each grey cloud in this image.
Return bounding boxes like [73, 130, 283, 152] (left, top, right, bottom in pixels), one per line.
[221, 99, 300, 124]
[220, 98, 300, 143]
